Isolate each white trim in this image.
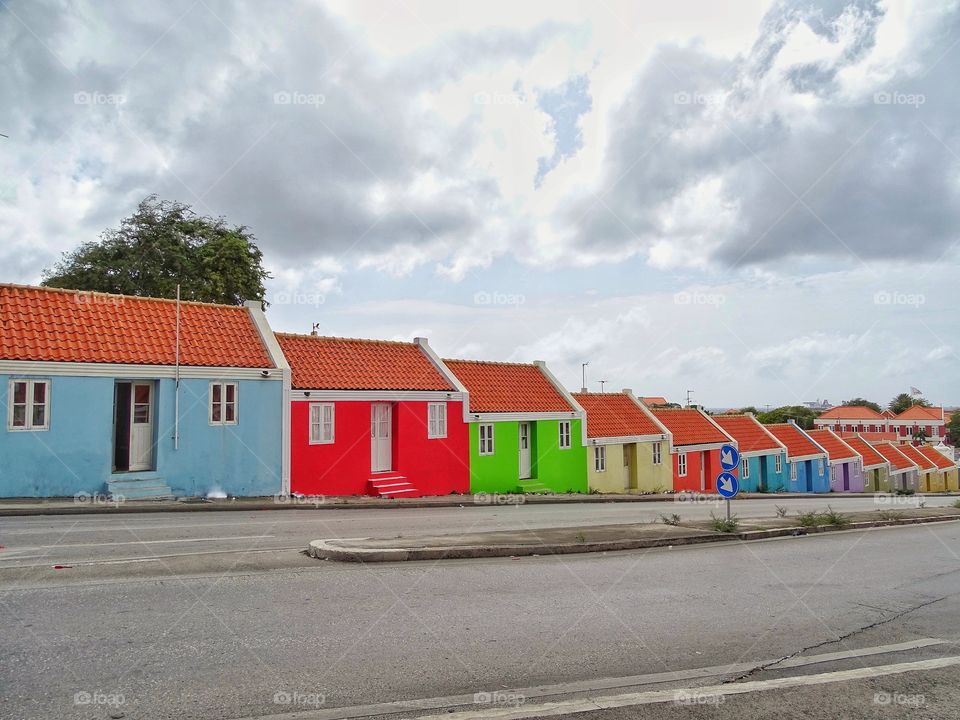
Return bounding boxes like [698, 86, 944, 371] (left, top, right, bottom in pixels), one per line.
[0, 359, 279, 380]
[427, 402, 448, 439]
[588, 433, 669, 446]
[470, 411, 579, 422]
[652, 441, 663, 465]
[209, 381, 239, 425]
[291, 389, 463, 402]
[700, 410, 738, 449]
[774, 453, 783, 474]
[558, 419, 572, 449]
[788, 452, 827, 463]
[594, 445, 606, 472]
[677, 452, 688, 477]
[309, 402, 335, 444]
[670, 442, 727, 454]
[478, 423, 495, 456]
[7, 378, 51, 432]
[244, 300, 286, 371]
[534, 360, 588, 445]
[415, 338, 471, 425]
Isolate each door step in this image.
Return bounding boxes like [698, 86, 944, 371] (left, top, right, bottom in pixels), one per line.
[368, 476, 422, 498]
[106, 478, 175, 501]
[517, 480, 549, 494]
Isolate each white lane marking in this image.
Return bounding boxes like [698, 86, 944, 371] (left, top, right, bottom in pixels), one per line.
[411, 656, 960, 720]
[0, 546, 306, 568]
[0, 535, 275, 553]
[226, 640, 951, 720]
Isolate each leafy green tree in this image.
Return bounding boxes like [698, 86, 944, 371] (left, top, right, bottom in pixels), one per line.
[946, 413, 960, 445]
[756, 405, 820, 429]
[842, 397, 882, 413]
[42, 195, 270, 305]
[888, 393, 931, 415]
[911, 427, 929, 444]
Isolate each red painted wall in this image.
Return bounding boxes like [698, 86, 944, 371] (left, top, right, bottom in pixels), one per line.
[290, 399, 469, 496]
[671, 448, 736, 492]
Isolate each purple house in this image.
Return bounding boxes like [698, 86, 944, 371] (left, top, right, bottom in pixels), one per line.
[808, 429, 864, 492]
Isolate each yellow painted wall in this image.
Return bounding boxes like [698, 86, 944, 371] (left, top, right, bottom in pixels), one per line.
[587, 440, 673, 494]
[865, 466, 891, 493]
[944, 468, 959, 491]
[921, 470, 945, 493]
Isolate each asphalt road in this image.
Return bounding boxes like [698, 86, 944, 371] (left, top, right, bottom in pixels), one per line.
[2, 502, 960, 719]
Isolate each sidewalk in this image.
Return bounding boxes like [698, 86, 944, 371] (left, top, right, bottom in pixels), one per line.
[307, 507, 960, 562]
[1, 491, 956, 516]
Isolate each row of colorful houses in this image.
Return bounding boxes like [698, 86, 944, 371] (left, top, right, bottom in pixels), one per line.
[1, 284, 957, 499]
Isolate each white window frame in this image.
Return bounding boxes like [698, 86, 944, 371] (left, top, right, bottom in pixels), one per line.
[427, 402, 447, 439]
[652, 441, 662, 465]
[741, 458, 750, 479]
[594, 446, 606, 472]
[775, 454, 782, 473]
[7, 379, 50, 431]
[791, 462, 798, 481]
[479, 423, 495, 456]
[558, 420, 572, 449]
[678, 452, 688, 477]
[309, 402, 335, 444]
[818, 458, 826, 475]
[209, 382, 239, 425]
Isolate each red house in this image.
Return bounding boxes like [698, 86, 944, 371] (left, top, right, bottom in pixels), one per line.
[650, 407, 734, 492]
[277, 334, 469, 497]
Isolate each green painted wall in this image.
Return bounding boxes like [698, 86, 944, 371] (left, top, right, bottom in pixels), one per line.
[469, 418, 587, 494]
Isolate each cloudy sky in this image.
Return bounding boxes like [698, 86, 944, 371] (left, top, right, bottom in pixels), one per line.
[1, 0, 957, 408]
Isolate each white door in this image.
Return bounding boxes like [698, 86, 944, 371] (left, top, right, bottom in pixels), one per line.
[371, 403, 392, 473]
[129, 382, 154, 471]
[623, 447, 631, 490]
[518, 422, 531, 479]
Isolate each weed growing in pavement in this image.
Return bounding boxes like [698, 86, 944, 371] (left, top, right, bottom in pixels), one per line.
[877, 510, 902, 521]
[575, 531, 586, 543]
[953, 499, 960, 509]
[774, 505, 788, 518]
[822, 506, 851, 527]
[709, 513, 739, 533]
[895, 487, 916, 496]
[660, 513, 681, 526]
[796, 511, 824, 527]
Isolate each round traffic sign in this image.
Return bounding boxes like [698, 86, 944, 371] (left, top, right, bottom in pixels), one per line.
[719, 444, 740, 471]
[716, 471, 739, 498]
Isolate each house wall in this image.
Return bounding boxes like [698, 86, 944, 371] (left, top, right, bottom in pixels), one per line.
[864, 466, 891, 493]
[289, 399, 469, 496]
[829, 460, 865, 492]
[588, 443, 625, 493]
[0, 373, 283, 497]
[588, 440, 672, 494]
[786, 457, 829, 493]
[757, 453, 789, 492]
[672, 448, 731, 493]
[469, 418, 587, 494]
[919, 469, 945, 493]
[636, 440, 673, 493]
[944, 468, 959, 491]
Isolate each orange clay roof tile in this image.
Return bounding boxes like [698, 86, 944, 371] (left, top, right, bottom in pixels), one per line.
[443, 360, 573, 414]
[572, 392, 664, 438]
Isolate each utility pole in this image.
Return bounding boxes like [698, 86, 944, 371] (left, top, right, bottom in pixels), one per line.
[686, 389, 694, 408]
[598, 380, 608, 393]
[581, 362, 589, 393]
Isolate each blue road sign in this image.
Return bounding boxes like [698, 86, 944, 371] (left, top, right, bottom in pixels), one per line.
[719, 444, 740, 471]
[716, 471, 739, 499]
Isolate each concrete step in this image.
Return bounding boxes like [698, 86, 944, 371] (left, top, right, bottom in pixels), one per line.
[367, 476, 422, 498]
[107, 478, 175, 501]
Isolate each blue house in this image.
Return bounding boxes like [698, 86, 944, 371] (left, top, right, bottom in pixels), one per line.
[0, 284, 289, 499]
[767, 422, 830, 493]
[714, 414, 789, 492]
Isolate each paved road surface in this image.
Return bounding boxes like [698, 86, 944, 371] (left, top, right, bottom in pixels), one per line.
[1, 502, 959, 719]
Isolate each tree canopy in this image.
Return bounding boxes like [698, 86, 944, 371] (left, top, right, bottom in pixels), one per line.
[946, 414, 960, 445]
[42, 195, 270, 305]
[888, 393, 931, 415]
[841, 397, 882, 413]
[756, 405, 820, 429]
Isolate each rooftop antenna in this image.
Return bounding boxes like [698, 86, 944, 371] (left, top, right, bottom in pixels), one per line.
[310, 322, 321, 336]
[581, 362, 589, 393]
[598, 380, 609, 393]
[686, 389, 694, 408]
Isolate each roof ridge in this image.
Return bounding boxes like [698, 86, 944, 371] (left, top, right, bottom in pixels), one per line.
[277, 332, 416, 346]
[442, 358, 536, 367]
[0, 282, 251, 311]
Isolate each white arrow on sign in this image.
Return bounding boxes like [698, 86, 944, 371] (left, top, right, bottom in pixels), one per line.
[719, 475, 735, 493]
[721, 449, 735, 466]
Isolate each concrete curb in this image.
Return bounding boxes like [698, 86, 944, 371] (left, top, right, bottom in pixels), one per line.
[307, 515, 960, 563]
[2, 492, 956, 517]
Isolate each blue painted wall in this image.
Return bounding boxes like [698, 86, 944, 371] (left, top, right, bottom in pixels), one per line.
[752, 452, 788, 492]
[785, 457, 829, 493]
[0, 373, 283, 497]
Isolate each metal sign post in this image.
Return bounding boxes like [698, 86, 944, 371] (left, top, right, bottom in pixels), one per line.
[717, 444, 741, 519]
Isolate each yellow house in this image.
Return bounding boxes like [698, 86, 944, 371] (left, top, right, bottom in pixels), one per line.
[900, 444, 944, 492]
[573, 390, 672, 493]
[920, 444, 959, 492]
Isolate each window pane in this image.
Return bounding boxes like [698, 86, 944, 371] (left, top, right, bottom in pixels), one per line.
[224, 402, 236, 423]
[32, 404, 45, 427]
[134, 385, 150, 404]
[212, 403, 222, 422]
[13, 382, 27, 404]
[12, 405, 26, 427]
[33, 382, 46, 404]
[212, 384, 222, 403]
[226, 384, 236, 403]
[134, 405, 149, 423]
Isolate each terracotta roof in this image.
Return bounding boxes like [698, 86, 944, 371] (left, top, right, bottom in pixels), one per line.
[807, 429, 859, 462]
[895, 405, 945, 421]
[277, 334, 453, 391]
[844, 436, 888, 468]
[816, 406, 884, 420]
[573, 392, 664, 439]
[881, 409, 896, 418]
[898, 443, 938, 471]
[765, 423, 824, 460]
[640, 396, 669, 406]
[874, 443, 916, 472]
[650, 408, 729, 447]
[0, 283, 272, 368]
[917, 445, 957, 471]
[713, 415, 782, 453]
[443, 359, 573, 414]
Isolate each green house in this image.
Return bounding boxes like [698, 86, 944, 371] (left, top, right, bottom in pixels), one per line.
[442, 359, 588, 494]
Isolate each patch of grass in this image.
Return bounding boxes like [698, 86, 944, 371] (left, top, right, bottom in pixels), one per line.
[796, 510, 824, 527]
[774, 505, 788, 518]
[709, 513, 739, 533]
[822, 506, 851, 527]
[575, 531, 587, 543]
[895, 487, 916, 496]
[952, 499, 960, 509]
[877, 509, 902, 521]
[660, 513, 681, 526]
